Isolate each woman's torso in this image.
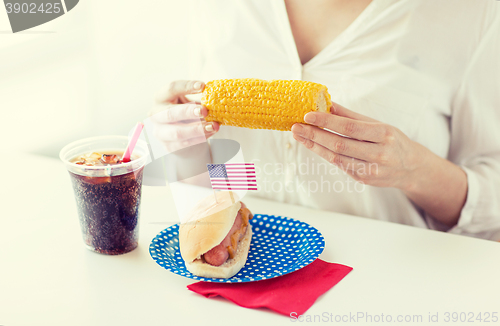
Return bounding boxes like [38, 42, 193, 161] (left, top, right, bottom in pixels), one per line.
[188, 0, 494, 230]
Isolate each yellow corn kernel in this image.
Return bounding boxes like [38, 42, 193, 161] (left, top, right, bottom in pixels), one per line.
[201, 78, 332, 131]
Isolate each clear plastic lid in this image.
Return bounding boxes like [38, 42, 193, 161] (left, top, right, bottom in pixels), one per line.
[59, 135, 150, 177]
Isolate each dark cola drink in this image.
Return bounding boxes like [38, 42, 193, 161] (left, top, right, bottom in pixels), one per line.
[60, 136, 149, 255]
[69, 151, 143, 255]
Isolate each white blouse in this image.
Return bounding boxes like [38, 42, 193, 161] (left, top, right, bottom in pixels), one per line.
[186, 0, 500, 239]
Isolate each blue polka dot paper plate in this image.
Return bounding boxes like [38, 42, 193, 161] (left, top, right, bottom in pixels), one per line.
[149, 214, 325, 283]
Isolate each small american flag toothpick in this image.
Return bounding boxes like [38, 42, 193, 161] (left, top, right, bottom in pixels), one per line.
[207, 163, 257, 203]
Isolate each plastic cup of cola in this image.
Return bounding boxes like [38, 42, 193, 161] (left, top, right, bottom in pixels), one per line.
[59, 135, 150, 255]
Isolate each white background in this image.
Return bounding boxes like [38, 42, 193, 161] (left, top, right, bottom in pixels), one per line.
[0, 0, 190, 157]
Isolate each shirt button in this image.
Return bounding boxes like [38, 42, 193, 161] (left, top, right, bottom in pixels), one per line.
[285, 142, 291, 149]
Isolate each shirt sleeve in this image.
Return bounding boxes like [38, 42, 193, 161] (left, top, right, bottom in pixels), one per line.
[443, 5, 500, 239]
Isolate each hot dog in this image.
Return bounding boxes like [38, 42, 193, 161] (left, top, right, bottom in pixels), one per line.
[179, 192, 253, 279]
[203, 203, 252, 266]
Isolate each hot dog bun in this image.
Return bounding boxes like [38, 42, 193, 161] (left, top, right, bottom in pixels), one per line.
[179, 191, 252, 278]
[184, 225, 252, 279]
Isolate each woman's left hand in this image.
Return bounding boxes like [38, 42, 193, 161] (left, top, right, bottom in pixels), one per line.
[291, 102, 427, 190]
[292, 101, 468, 226]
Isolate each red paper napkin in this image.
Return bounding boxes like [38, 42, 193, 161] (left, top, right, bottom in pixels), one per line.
[187, 259, 353, 316]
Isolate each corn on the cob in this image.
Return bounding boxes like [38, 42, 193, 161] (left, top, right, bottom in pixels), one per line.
[201, 78, 332, 131]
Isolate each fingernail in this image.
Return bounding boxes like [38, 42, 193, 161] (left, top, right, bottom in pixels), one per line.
[193, 82, 203, 90]
[194, 106, 202, 117]
[304, 113, 316, 123]
[291, 124, 303, 135]
[205, 123, 214, 132]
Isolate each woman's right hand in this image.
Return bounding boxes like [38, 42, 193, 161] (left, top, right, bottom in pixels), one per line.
[149, 80, 220, 152]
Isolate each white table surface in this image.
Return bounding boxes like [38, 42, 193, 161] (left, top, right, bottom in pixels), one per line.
[2, 153, 500, 326]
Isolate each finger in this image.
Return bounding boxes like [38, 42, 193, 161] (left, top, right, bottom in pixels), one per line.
[153, 120, 219, 142]
[178, 96, 190, 104]
[330, 102, 378, 122]
[291, 124, 377, 162]
[293, 134, 369, 176]
[149, 104, 208, 123]
[304, 112, 387, 142]
[156, 80, 205, 103]
[178, 97, 201, 105]
[203, 121, 219, 133]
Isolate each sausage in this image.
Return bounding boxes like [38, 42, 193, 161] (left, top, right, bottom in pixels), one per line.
[227, 204, 252, 258]
[202, 243, 229, 266]
[203, 211, 243, 266]
[202, 201, 254, 267]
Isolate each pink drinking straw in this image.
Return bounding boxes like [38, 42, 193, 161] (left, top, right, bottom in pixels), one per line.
[122, 122, 144, 163]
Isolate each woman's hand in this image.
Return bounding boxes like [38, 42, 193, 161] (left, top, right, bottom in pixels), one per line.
[150, 80, 219, 152]
[291, 103, 423, 189]
[291, 102, 467, 226]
